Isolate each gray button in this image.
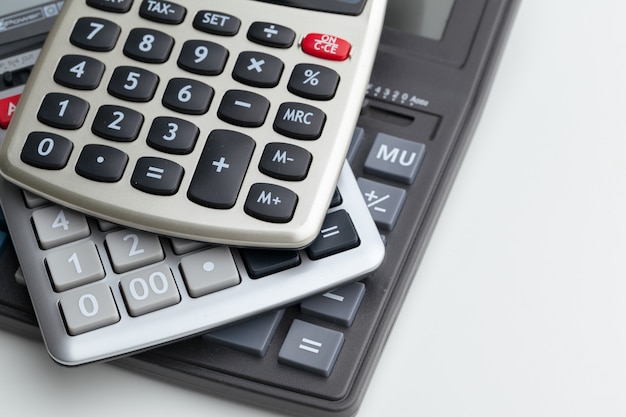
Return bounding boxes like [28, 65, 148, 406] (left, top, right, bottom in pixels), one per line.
[179, 246, 240, 298]
[364, 133, 426, 184]
[59, 282, 120, 335]
[203, 309, 285, 357]
[346, 126, 365, 164]
[357, 177, 406, 230]
[32, 205, 90, 250]
[278, 320, 344, 377]
[300, 281, 365, 327]
[119, 264, 180, 316]
[46, 241, 105, 291]
[105, 229, 164, 274]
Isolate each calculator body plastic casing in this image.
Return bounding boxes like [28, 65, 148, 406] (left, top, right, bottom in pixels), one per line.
[0, 0, 386, 248]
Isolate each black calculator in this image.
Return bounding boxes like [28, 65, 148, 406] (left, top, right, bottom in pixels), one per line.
[0, 0, 521, 415]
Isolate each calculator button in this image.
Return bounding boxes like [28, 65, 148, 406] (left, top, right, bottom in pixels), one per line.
[46, 241, 105, 292]
[247, 22, 295, 48]
[273, 102, 326, 140]
[130, 156, 184, 196]
[168, 238, 209, 256]
[203, 309, 285, 357]
[105, 229, 164, 274]
[120, 264, 181, 316]
[217, 90, 270, 127]
[232, 52, 284, 88]
[278, 319, 344, 377]
[37, 93, 90, 130]
[108, 66, 159, 102]
[330, 188, 343, 208]
[346, 126, 365, 164]
[54, 55, 105, 90]
[59, 282, 120, 336]
[179, 246, 240, 298]
[364, 133, 426, 185]
[187, 130, 255, 209]
[91, 105, 144, 142]
[31, 205, 90, 250]
[139, 0, 186, 25]
[306, 209, 359, 260]
[301, 33, 351, 61]
[123, 28, 174, 63]
[357, 177, 406, 231]
[0, 93, 20, 129]
[22, 190, 48, 209]
[162, 78, 213, 115]
[75, 144, 128, 182]
[177, 40, 229, 76]
[244, 183, 298, 223]
[70, 17, 121, 52]
[239, 248, 301, 279]
[300, 281, 365, 327]
[20, 132, 73, 170]
[146, 116, 199, 154]
[287, 64, 340, 101]
[87, 0, 133, 13]
[192, 11, 241, 36]
[258, 142, 311, 181]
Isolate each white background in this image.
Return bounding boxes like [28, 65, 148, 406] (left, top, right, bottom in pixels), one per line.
[2, 1, 626, 415]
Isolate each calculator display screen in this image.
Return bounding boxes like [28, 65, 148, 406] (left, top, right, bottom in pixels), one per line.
[384, 0, 455, 40]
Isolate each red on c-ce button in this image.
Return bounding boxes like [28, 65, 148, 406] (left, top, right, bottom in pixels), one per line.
[301, 33, 351, 61]
[0, 93, 21, 129]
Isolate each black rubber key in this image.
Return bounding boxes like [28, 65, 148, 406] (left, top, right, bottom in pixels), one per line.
[54, 55, 105, 90]
[306, 209, 359, 260]
[37, 93, 89, 130]
[244, 183, 298, 223]
[187, 130, 255, 209]
[20, 132, 73, 170]
[70, 17, 120, 52]
[131, 157, 184, 196]
[75, 144, 128, 182]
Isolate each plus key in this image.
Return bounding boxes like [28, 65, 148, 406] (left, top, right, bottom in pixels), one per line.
[187, 130, 255, 209]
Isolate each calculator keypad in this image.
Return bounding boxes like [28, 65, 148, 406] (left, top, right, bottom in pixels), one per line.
[1, 0, 384, 247]
[0, 152, 384, 365]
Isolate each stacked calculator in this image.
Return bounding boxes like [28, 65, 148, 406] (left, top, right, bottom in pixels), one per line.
[0, 0, 520, 415]
[0, 0, 387, 365]
[0, 0, 386, 248]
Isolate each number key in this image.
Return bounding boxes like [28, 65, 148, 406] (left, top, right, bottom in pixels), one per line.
[91, 105, 144, 142]
[146, 116, 199, 154]
[177, 40, 229, 76]
[59, 282, 120, 335]
[108, 66, 159, 102]
[120, 265, 180, 316]
[70, 17, 120, 52]
[37, 93, 90, 130]
[123, 28, 174, 63]
[162, 78, 213, 115]
[20, 132, 73, 170]
[31, 205, 90, 250]
[54, 55, 105, 90]
[105, 229, 164, 274]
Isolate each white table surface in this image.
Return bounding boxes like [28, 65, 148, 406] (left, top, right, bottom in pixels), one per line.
[2, 0, 626, 415]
